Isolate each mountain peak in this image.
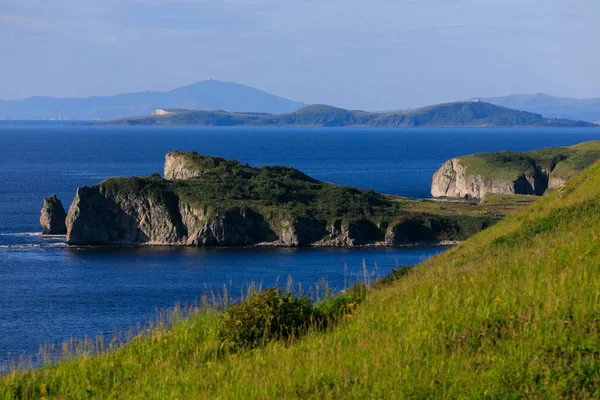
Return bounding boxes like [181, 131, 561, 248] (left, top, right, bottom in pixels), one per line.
[0, 81, 307, 120]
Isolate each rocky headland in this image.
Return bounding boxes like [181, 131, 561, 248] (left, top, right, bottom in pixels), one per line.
[431, 141, 600, 201]
[55, 151, 523, 247]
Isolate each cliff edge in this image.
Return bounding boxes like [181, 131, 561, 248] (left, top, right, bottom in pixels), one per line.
[431, 141, 600, 200]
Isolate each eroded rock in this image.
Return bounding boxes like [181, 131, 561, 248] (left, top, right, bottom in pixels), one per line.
[40, 194, 67, 234]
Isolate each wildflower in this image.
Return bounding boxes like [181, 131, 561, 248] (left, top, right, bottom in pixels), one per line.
[493, 297, 502, 305]
[206, 361, 213, 368]
[40, 383, 47, 395]
[215, 371, 221, 379]
[422, 330, 429, 336]
[509, 314, 515, 320]
[163, 339, 168, 344]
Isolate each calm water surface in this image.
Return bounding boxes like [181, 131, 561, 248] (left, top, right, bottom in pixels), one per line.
[1, 122, 600, 360]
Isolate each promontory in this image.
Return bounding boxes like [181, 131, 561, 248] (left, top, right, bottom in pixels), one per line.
[431, 141, 600, 200]
[60, 151, 529, 247]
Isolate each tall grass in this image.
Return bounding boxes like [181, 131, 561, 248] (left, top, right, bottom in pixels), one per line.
[3, 162, 600, 398]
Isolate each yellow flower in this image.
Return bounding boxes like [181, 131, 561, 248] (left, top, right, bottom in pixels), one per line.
[215, 371, 221, 379]
[509, 315, 515, 320]
[40, 383, 47, 395]
[206, 361, 213, 368]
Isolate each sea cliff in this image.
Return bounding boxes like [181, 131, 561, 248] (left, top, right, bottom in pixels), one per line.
[64, 152, 509, 247]
[431, 141, 600, 200]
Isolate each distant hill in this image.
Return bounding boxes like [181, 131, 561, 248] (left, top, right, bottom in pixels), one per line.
[474, 93, 600, 123]
[97, 101, 597, 128]
[0, 80, 307, 120]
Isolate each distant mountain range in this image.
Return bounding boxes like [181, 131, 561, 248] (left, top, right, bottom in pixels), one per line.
[0, 80, 307, 120]
[96, 101, 597, 128]
[473, 93, 600, 124]
[3, 81, 600, 125]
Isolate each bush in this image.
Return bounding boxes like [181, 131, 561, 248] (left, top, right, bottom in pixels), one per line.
[219, 288, 314, 349]
[219, 286, 368, 349]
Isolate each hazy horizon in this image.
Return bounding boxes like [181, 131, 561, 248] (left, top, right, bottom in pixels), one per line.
[2, 0, 599, 110]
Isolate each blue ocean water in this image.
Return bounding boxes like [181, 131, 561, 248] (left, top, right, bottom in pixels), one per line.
[1, 122, 600, 361]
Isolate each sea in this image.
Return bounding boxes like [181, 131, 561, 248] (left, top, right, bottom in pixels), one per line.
[1, 122, 599, 363]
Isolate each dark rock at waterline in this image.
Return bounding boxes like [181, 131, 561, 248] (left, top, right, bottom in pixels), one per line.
[40, 194, 67, 235]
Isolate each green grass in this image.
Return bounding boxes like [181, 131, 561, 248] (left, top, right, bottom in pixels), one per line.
[3, 160, 600, 397]
[457, 141, 600, 181]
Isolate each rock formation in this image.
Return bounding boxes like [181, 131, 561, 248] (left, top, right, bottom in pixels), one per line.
[164, 151, 236, 180]
[63, 152, 498, 247]
[65, 186, 393, 247]
[431, 158, 551, 200]
[40, 194, 67, 234]
[431, 143, 600, 201]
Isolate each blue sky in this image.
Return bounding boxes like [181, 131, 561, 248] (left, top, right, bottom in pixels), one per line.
[1, 0, 599, 110]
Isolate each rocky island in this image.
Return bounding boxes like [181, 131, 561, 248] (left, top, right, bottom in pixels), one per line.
[431, 141, 600, 200]
[47, 151, 532, 247]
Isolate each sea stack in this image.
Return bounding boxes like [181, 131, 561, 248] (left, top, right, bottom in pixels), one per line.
[40, 194, 68, 234]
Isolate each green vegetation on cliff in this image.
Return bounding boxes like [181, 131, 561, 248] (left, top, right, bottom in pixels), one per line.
[97, 152, 529, 245]
[458, 140, 600, 181]
[96, 101, 598, 127]
[3, 158, 600, 398]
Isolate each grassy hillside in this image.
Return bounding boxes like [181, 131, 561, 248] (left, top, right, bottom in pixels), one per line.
[458, 140, 600, 181]
[97, 101, 597, 127]
[3, 161, 600, 397]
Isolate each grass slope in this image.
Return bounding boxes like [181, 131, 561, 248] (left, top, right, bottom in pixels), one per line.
[3, 163, 600, 398]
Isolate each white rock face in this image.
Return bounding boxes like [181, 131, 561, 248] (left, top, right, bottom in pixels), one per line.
[430, 158, 552, 201]
[151, 109, 171, 116]
[164, 152, 203, 180]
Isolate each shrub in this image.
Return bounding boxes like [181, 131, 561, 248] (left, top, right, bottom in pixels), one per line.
[218, 288, 314, 349]
[218, 285, 368, 349]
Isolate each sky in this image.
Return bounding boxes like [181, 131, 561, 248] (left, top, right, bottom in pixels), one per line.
[1, 0, 599, 110]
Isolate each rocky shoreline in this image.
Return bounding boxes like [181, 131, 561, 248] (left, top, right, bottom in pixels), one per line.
[41, 151, 503, 248]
